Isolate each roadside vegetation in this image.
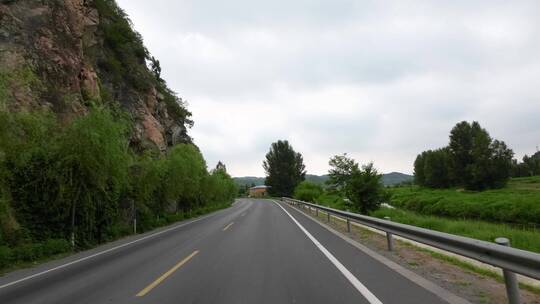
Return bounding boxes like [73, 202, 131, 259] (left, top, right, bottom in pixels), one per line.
[414, 121, 514, 191]
[371, 207, 540, 253]
[290, 153, 388, 214]
[0, 108, 237, 270]
[387, 176, 540, 226]
[288, 121, 540, 256]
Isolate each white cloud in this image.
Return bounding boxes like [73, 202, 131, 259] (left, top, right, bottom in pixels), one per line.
[118, 0, 540, 176]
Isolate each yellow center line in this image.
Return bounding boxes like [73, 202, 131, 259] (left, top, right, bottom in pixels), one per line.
[136, 250, 199, 297]
[223, 222, 234, 231]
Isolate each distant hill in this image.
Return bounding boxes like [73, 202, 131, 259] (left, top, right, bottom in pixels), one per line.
[234, 172, 413, 187]
[233, 176, 265, 187]
[381, 172, 413, 186]
[305, 174, 329, 184]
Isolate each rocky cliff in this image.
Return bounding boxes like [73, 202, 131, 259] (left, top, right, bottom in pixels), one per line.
[0, 0, 192, 151]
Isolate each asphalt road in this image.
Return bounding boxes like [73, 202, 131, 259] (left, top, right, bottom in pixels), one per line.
[0, 199, 457, 304]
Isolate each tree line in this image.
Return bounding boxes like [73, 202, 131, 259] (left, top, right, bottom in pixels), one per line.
[0, 108, 236, 266]
[263, 140, 387, 214]
[414, 121, 515, 190]
[512, 151, 540, 177]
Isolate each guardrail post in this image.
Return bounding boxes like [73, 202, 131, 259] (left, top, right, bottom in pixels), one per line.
[327, 212, 330, 223]
[384, 217, 394, 251]
[495, 238, 521, 304]
[347, 218, 351, 233]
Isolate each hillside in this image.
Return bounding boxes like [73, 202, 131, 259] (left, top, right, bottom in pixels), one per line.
[0, 0, 238, 267]
[233, 176, 265, 187]
[234, 172, 413, 187]
[382, 172, 413, 186]
[0, 0, 192, 151]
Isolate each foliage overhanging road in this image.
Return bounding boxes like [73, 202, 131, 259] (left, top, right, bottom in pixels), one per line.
[0, 199, 459, 304]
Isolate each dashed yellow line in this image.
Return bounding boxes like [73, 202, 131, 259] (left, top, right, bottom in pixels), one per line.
[223, 222, 234, 231]
[136, 250, 199, 297]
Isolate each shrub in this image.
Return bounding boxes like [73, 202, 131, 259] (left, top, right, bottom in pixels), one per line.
[0, 246, 12, 268]
[41, 239, 71, 256]
[294, 181, 323, 202]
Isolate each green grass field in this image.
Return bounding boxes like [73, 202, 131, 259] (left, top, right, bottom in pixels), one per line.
[387, 176, 540, 226]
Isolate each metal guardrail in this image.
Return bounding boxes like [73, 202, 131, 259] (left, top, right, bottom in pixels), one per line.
[282, 197, 540, 304]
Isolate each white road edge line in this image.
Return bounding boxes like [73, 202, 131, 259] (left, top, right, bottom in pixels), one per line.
[0, 209, 225, 290]
[272, 200, 383, 304]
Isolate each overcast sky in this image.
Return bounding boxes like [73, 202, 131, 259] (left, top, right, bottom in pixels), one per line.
[117, 0, 540, 177]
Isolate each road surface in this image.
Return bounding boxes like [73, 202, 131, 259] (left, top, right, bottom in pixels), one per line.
[0, 199, 461, 303]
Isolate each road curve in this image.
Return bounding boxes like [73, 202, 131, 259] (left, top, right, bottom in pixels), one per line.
[0, 199, 457, 304]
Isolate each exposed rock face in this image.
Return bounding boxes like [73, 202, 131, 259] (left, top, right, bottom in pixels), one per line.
[0, 0, 191, 151]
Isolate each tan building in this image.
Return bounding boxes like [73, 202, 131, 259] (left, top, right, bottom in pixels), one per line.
[249, 185, 270, 197]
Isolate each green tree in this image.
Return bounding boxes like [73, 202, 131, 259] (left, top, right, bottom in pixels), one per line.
[56, 107, 130, 246]
[327, 153, 358, 191]
[346, 163, 387, 214]
[163, 144, 207, 212]
[413, 121, 516, 190]
[263, 140, 306, 197]
[328, 154, 387, 213]
[486, 140, 514, 188]
[423, 148, 451, 188]
[413, 152, 426, 186]
[513, 151, 540, 177]
[128, 151, 166, 230]
[293, 181, 323, 202]
[448, 121, 475, 184]
[0, 111, 61, 243]
[202, 163, 237, 204]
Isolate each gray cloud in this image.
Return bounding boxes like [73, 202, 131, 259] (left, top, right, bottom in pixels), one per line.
[118, 0, 540, 176]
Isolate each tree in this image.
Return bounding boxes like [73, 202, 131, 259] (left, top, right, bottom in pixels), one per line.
[415, 121, 514, 190]
[149, 56, 162, 80]
[513, 151, 540, 177]
[327, 153, 359, 191]
[202, 162, 237, 205]
[423, 148, 452, 188]
[328, 154, 387, 213]
[56, 107, 130, 246]
[215, 161, 227, 173]
[487, 140, 514, 188]
[448, 121, 475, 184]
[293, 181, 323, 202]
[163, 144, 207, 211]
[263, 140, 306, 197]
[413, 152, 427, 186]
[448, 121, 513, 190]
[345, 163, 387, 214]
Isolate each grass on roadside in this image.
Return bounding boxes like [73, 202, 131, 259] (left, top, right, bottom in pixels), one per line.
[387, 176, 540, 226]
[418, 246, 540, 295]
[371, 207, 540, 254]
